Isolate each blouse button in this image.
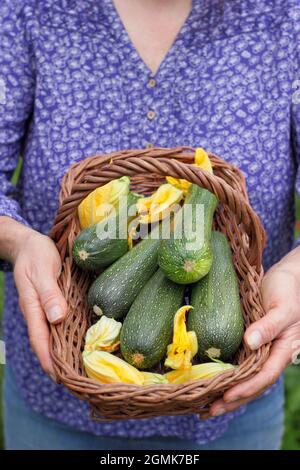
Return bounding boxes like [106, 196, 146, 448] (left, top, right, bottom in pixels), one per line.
[146, 142, 154, 149]
[147, 110, 156, 120]
[148, 78, 157, 88]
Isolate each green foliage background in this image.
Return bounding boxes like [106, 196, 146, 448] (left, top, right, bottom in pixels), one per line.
[0, 195, 299, 450]
[0, 271, 3, 450]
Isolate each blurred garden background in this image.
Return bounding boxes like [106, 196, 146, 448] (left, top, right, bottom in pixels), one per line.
[0, 195, 299, 449]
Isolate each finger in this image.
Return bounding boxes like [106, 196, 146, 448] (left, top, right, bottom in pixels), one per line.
[222, 340, 289, 404]
[35, 275, 67, 324]
[19, 283, 56, 379]
[245, 305, 292, 350]
[210, 392, 265, 417]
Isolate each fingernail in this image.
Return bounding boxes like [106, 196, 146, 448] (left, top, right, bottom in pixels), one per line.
[47, 305, 63, 323]
[247, 330, 262, 350]
[212, 407, 226, 417]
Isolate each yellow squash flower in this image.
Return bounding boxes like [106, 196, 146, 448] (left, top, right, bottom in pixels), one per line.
[166, 147, 213, 193]
[165, 362, 235, 385]
[142, 372, 169, 385]
[127, 231, 134, 250]
[137, 183, 184, 224]
[78, 176, 130, 229]
[166, 176, 191, 193]
[127, 224, 139, 250]
[164, 306, 198, 370]
[84, 316, 122, 353]
[83, 350, 144, 385]
[194, 147, 213, 173]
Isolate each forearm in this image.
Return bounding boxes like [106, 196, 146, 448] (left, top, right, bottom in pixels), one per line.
[0, 216, 35, 265]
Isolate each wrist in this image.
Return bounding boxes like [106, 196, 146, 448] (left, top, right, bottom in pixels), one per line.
[0, 216, 37, 265]
[271, 246, 300, 283]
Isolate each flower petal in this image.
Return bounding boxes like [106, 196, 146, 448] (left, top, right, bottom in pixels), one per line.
[194, 147, 213, 173]
[137, 184, 184, 224]
[84, 316, 122, 353]
[142, 372, 168, 385]
[165, 362, 235, 384]
[83, 350, 144, 385]
[78, 176, 130, 229]
[164, 305, 197, 370]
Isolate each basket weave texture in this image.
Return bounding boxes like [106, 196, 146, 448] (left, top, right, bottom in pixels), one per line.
[49, 147, 270, 421]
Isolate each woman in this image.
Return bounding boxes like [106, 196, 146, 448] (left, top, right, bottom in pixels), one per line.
[0, 0, 299, 450]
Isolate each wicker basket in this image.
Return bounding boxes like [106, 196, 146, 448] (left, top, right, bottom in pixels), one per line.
[49, 147, 270, 421]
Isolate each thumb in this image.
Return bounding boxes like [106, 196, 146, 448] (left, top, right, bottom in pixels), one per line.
[36, 275, 67, 324]
[245, 306, 290, 350]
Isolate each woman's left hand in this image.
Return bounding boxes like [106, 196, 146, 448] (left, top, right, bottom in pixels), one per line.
[209, 247, 300, 417]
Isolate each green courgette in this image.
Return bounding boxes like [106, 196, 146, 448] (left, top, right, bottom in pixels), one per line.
[73, 192, 140, 271]
[120, 269, 185, 369]
[188, 231, 244, 361]
[87, 233, 161, 319]
[158, 185, 218, 284]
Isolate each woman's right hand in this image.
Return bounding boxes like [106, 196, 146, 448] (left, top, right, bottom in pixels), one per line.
[10, 224, 67, 381]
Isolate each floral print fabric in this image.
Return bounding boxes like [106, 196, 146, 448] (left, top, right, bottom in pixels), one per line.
[0, 0, 299, 444]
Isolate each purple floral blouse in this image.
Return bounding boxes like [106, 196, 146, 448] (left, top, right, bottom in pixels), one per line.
[0, 0, 300, 445]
